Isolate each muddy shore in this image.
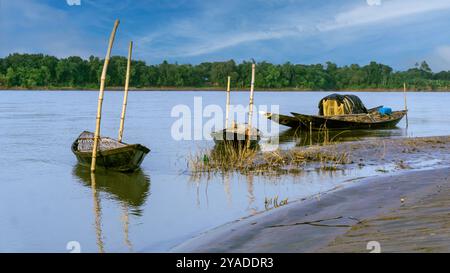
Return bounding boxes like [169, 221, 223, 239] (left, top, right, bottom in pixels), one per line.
[173, 136, 450, 253]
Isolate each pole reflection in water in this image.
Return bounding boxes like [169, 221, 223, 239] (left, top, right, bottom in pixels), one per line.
[90, 173, 105, 253]
[223, 173, 232, 206]
[196, 181, 200, 208]
[73, 165, 151, 252]
[246, 173, 256, 215]
[121, 203, 132, 252]
[205, 179, 209, 208]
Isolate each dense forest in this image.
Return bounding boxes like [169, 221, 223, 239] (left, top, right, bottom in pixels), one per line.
[1, 53, 450, 90]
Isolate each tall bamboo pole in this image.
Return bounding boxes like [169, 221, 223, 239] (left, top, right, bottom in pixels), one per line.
[403, 82, 409, 128]
[225, 76, 231, 128]
[246, 63, 256, 148]
[118, 41, 133, 142]
[91, 19, 120, 172]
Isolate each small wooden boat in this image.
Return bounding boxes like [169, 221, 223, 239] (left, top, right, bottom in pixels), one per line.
[266, 110, 406, 130]
[265, 92, 407, 131]
[264, 106, 386, 129]
[211, 123, 261, 148]
[73, 22, 150, 172]
[72, 131, 150, 172]
[211, 64, 261, 148]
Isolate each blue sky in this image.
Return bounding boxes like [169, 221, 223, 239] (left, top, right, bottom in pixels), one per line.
[1, 0, 450, 71]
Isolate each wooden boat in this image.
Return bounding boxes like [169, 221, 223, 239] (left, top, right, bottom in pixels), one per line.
[211, 123, 261, 148]
[264, 105, 386, 129]
[289, 110, 407, 130]
[265, 92, 407, 131]
[72, 131, 150, 172]
[72, 22, 150, 172]
[211, 64, 261, 148]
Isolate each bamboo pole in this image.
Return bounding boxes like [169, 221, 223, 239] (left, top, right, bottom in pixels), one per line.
[118, 41, 133, 142]
[403, 82, 409, 128]
[91, 19, 120, 172]
[246, 64, 256, 148]
[225, 76, 231, 129]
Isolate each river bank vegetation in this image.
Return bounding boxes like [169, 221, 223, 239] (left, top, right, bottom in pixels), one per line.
[189, 136, 450, 177]
[1, 53, 450, 90]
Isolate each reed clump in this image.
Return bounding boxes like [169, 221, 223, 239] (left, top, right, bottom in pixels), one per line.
[264, 195, 288, 210]
[189, 143, 259, 174]
[189, 143, 351, 175]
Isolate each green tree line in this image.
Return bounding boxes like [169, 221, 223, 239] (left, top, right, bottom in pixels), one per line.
[1, 53, 450, 90]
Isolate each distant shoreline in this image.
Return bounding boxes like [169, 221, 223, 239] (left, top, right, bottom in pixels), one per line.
[1, 86, 450, 92]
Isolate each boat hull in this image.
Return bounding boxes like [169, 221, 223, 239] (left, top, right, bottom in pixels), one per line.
[290, 111, 406, 130]
[211, 130, 260, 148]
[266, 111, 406, 130]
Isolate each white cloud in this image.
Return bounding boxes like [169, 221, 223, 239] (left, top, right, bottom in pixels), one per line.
[66, 0, 81, 6]
[3, 0, 450, 66]
[367, 0, 382, 6]
[136, 0, 450, 59]
[170, 28, 302, 57]
[428, 46, 450, 71]
[0, 0, 101, 58]
[320, 0, 450, 31]
[436, 46, 450, 62]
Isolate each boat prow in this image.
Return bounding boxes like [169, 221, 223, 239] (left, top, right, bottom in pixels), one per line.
[265, 112, 303, 128]
[71, 131, 150, 172]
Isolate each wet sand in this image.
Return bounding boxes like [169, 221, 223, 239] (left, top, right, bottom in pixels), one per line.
[173, 136, 450, 253]
[319, 168, 450, 253]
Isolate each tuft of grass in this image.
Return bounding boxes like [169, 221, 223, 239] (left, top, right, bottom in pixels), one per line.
[395, 160, 412, 170]
[189, 143, 258, 174]
[264, 195, 288, 210]
[189, 142, 351, 176]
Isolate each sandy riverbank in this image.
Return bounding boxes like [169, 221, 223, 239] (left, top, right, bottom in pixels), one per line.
[173, 136, 450, 253]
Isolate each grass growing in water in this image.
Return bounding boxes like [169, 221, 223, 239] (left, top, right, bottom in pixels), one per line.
[189, 142, 351, 175]
[189, 143, 259, 173]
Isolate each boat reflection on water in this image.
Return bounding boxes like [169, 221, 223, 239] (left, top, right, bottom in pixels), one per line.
[72, 165, 151, 252]
[276, 127, 407, 147]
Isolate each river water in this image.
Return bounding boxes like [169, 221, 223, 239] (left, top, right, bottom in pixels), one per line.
[0, 90, 449, 252]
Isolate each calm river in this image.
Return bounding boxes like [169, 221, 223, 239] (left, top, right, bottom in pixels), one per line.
[1, 90, 449, 252]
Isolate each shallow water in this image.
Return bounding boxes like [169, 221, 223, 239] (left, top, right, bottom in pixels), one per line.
[0, 90, 449, 252]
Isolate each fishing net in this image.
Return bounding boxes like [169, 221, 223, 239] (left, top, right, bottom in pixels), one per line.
[318, 94, 368, 116]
